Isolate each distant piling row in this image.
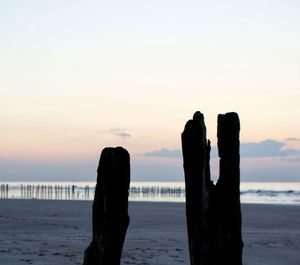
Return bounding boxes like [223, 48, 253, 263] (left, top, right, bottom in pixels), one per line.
[0, 184, 9, 199]
[20, 185, 92, 200]
[129, 186, 184, 198]
[0, 184, 92, 200]
[0, 183, 186, 200]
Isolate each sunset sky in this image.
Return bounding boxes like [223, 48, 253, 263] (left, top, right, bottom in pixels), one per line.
[1, 0, 300, 182]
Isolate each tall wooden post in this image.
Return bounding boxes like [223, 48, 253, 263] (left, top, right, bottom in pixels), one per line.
[83, 147, 130, 265]
[181, 111, 212, 265]
[212, 113, 243, 265]
[182, 111, 243, 265]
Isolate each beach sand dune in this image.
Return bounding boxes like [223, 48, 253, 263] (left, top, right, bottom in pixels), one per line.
[0, 200, 299, 265]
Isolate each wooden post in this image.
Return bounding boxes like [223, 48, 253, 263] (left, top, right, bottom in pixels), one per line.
[182, 111, 243, 265]
[83, 147, 130, 265]
[212, 112, 243, 265]
[181, 111, 212, 265]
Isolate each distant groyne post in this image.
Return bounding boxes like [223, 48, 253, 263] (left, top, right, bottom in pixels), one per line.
[182, 111, 243, 265]
[0, 184, 9, 199]
[83, 147, 130, 265]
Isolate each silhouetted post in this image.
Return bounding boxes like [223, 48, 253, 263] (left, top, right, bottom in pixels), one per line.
[182, 111, 243, 265]
[181, 112, 212, 265]
[36, 185, 40, 199]
[85, 185, 90, 199]
[83, 147, 130, 265]
[211, 113, 243, 265]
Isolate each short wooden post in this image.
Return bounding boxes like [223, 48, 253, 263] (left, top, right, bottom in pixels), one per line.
[83, 147, 130, 265]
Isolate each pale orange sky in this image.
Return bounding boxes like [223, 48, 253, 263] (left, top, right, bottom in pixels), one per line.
[0, 1, 299, 181]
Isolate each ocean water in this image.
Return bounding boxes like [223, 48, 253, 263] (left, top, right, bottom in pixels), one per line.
[0, 181, 300, 205]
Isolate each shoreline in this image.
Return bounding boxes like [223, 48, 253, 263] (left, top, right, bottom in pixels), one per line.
[3, 197, 300, 207]
[2, 181, 300, 205]
[0, 200, 299, 264]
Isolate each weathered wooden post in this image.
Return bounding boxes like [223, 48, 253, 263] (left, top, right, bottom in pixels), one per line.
[181, 111, 212, 265]
[83, 147, 130, 265]
[182, 111, 243, 265]
[212, 113, 243, 265]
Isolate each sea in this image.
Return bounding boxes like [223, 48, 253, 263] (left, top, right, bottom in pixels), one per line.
[1, 181, 300, 205]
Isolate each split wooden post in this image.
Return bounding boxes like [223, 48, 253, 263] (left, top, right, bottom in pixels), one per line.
[182, 111, 243, 265]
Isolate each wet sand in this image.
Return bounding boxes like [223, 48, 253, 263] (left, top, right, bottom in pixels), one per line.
[0, 200, 299, 265]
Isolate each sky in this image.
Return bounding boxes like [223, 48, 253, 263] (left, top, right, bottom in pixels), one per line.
[0, 0, 300, 182]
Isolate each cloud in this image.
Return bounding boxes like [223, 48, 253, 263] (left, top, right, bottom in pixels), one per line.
[115, 132, 131, 139]
[143, 148, 182, 158]
[281, 157, 300, 163]
[241, 140, 298, 157]
[109, 128, 131, 139]
[285, 137, 300, 141]
[142, 147, 217, 158]
[142, 139, 300, 158]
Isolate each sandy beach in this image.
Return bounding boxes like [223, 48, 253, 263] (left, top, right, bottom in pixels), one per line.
[0, 200, 299, 265]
